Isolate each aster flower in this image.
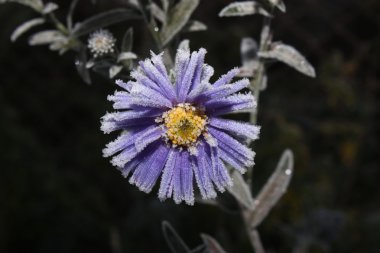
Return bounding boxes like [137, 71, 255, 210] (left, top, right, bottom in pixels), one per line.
[87, 29, 116, 58]
[101, 48, 260, 205]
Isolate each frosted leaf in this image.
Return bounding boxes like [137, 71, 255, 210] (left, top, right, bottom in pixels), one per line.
[250, 149, 294, 227]
[1, 0, 44, 12]
[265, 0, 286, 13]
[109, 65, 123, 79]
[201, 234, 227, 253]
[117, 52, 137, 62]
[28, 30, 65, 46]
[228, 170, 255, 210]
[178, 39, 190, 51]
[183, 20, 207, 32]
[148, 2, 166, 23]
[159, 0, 199, 46]
[121, 27, 133, 52]
[11, 18, 45, 42]
[258, 42, 316, 78]
[162, 221, 191, 253]
[219, 1, 271, 17]
[42, 2, 58, 14]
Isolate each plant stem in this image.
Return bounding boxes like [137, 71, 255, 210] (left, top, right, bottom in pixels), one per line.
[244, 8, 275, 253]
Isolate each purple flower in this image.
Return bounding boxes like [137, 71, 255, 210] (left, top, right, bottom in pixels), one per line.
[101, 48, 260, 205]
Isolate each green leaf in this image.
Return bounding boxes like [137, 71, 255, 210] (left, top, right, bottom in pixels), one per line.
[72, 8, 141, 37]
[148, 2, 166, 24]
[109, 65, 123, 79]
[75, 48, 91, 84]
[250, 149, 294, 227]
[67, 0, 79, 31]
[265, 0, 286, 13]
[258, 42, 316, 77]
[11, 18, 45, 42]
[200, 234, 227, 253]
[28, 30, 65, 45]
[117, 52, 137, 62]
[228, 170, 255, 210]
[42, 2, 58, 14]
[121, 27, 133, 52]
[162, 221, 191, 253]
[159, 0, 199, 46]
[183, 20, 207, 33]
[219, 1, 271, 17]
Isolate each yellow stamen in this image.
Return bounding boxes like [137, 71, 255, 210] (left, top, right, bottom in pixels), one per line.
[162, 104, 207, 147]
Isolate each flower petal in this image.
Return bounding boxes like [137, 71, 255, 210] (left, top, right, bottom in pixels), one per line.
[209, 117, 260, 141]
[212, 67, 239, 87]
[205, 93, 256, 116]
[158, 150, 180, 201]
[129, 143, 170, 193]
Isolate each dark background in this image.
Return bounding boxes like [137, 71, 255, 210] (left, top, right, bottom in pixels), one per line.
[1, 0, 379, 252]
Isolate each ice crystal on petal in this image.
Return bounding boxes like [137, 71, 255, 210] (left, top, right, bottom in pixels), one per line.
[101, 48, 260, 204]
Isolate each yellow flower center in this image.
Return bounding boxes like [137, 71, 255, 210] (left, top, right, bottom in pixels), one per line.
[162, 104, 207, 146]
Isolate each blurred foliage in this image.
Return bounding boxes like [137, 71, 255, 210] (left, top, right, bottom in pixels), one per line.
[0, 0, 379, 252]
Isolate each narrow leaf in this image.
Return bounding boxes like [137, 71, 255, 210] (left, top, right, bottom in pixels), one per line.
[178, 39, 190, 51]
[121, 27, 133, 52]
[258, 42, 316, 77]
[148, 2, 166, 24]
[117, 52, 137, 62]
[28, 30, 65, 45]
[42, 2, 58, 14]
[200, 234, 227, 253]
[75, 48, 91, 84]
[159, 0, 199, 46]
[265, 0, 286, 13]
[109, 65, 123, 79]
[162, 221, 191, 253]
[11, 18, 45, 42]
[250, 149, 294, 227]
[72, 8, 140, 37]
[183, 20, 207, 32]
[67, 0, 79, 30]
[228, 170, 255, 210]
[219, 1, 271, 17]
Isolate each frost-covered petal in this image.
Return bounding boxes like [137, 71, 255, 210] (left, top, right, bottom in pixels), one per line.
[129, 143, 170, 193]
[205, 145, 232, 192]
[212, 67, 239, 87]
[177, 51, 200, 102]
[158, 150, 180, 201]
[209, 127, 255, 172]
[191, 143, 217, 199]
[209, 117, 260, 140]
[205, 93, 256, 116]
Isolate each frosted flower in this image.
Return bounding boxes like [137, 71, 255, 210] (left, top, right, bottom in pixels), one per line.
[101, 48, 260, 205]
[88, 29, 116, 57]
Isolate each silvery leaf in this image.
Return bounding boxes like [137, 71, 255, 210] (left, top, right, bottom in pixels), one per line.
[200, 234, 227, 253]
[241, 37, 258, 66]
[125, 0, 139, 8]
[117, 52, 137, 62]
[72, 8, 140, 37]
[178, 39, 190, 51]
[75, 48, 91, 84]
[265, 0, 286, 13]
[160, 0, 170, 13]
[258, 42, 316, 77]
[162, 221, 191, 253]
[228, 170, 255, 210]
[67, 0, 79, 31]
[28, 30, 65, 45]
[260, 74, 268, 91]
[11, 18, 45, 42]
[219, 1, 271, 17]
[121, 27, 133, 52]
[183, 20, 207, 32]
[2, 0, 44, 12]
[42, 2, 58, 14]
[109, 65, 123, 79]
[148, 2, 166, 24]
[250, 149, 294, 228]
[159, 0, 199, 46]
[86, 59, 95, 69]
